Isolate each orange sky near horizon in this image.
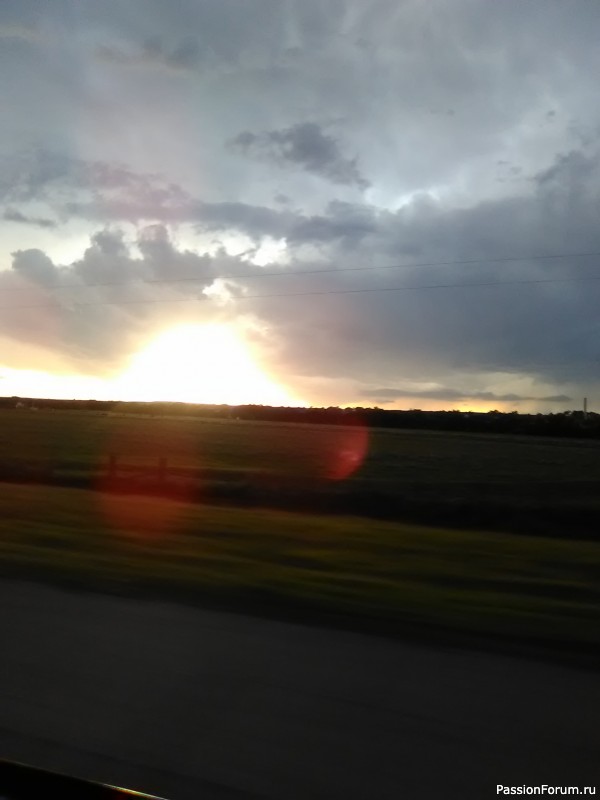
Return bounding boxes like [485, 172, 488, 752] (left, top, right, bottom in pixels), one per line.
[1, 323, 305, 407]
[0, 321, 570, 413]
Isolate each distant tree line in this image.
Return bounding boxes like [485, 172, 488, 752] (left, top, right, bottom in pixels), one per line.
[2, 395, 599, 440]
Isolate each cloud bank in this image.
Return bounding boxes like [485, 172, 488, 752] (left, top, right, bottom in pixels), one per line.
[1, 0, 600, 408]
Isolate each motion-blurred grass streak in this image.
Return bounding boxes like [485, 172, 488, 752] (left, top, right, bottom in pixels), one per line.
[0, 484, 598, 658]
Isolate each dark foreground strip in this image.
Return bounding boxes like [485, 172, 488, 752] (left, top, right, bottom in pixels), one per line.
[0, 759, 166, 799]
[2, 470, 600, 541]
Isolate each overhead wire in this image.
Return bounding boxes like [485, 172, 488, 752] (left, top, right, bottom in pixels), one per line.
[2, 273, 600, 311]
[0, 248, 598, 375]
[0, 249, 599, 294]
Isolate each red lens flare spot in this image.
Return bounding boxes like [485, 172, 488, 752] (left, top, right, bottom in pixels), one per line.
[321, 413, 369, 481]
[93, 418, 204, 539]
[94, 490, 191, 544]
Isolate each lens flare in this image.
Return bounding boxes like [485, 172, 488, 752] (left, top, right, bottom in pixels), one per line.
[321, 413, 369, 481]
[93, 417, 203, 540]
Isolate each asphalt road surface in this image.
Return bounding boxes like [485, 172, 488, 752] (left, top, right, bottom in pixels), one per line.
[0, 580, 598, 799]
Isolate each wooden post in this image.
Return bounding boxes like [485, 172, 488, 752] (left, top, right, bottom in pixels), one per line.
[109, 453, 117, 479]
[158, 456, 167, 483]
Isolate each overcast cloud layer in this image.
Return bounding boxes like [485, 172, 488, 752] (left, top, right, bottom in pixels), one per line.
[1, 0, 600, 409]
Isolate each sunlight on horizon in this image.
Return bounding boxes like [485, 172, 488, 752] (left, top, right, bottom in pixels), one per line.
[0, 366, 112, 401]
[0, 323, 303, 407]
[0, 358, 532, 412]
[113, 323, 301, 406]
[0, 330, 546, 412]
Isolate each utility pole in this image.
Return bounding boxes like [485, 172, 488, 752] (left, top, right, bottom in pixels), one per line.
[583, 397, 588, 420]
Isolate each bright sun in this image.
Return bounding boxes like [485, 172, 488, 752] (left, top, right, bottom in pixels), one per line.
[113, 323, 299, 406]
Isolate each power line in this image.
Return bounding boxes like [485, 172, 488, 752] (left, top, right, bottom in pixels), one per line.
[240, 274, 600, 299]
[3, 273, 600, 312]
[1, 249, 600, 293]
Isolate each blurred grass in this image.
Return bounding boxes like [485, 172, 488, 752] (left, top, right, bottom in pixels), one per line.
[0, 483, 598, 658]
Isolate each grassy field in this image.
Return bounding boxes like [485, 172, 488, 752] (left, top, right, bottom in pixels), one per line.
[1, 483, 599, 659]
[2, 408, 600, 536]
[3, 407, 600, 483]
[1, 410, 599, 660]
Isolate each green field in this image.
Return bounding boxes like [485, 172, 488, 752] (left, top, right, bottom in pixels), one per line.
[1, 483, 598, 658]
[1, 408, 599, 660]
[3, 408, 600, 483]
[2, 408, 600, 536]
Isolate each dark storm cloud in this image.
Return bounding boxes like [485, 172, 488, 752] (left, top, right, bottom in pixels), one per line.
[231, 122, 370, 189]
[12, 248, 58, 286]
[533, 150, 595, 188]
[96, 36, 203, 73]
[360, 388, 573, 404]
[0, 225, 246, 369]
[0, 150, 191, 223]
[3, 0, 600, 405]
[3, 207, 56, 228]
[194, 199, 377, 245]
[0, 150, 377, 243]
[5, 142, 600, 399]
[234, 144, 600, 394]
[193, 201, 291, 239]
[0, 150, 72, 203]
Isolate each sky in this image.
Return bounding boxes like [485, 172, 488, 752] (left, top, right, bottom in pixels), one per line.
[1, 0, 600, 411]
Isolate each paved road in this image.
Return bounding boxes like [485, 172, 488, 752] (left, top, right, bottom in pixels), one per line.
[0, 580, 598, 799]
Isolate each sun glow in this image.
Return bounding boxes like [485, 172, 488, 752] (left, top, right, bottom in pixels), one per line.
[113, 323, 299, 406]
